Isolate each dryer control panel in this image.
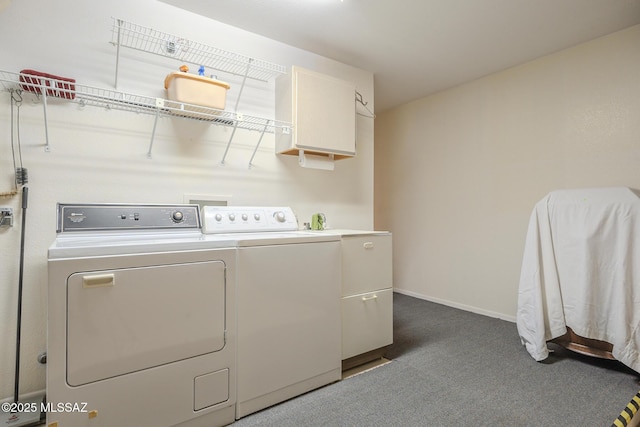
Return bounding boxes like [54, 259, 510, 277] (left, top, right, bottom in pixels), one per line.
[57, 203, 201, 233]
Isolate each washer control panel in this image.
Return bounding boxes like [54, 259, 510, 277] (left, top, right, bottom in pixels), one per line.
[57, 203, 201, 233]
[202, 206, 298, 233]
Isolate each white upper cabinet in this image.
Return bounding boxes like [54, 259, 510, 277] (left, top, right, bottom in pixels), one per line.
[275, 66, 356, 159]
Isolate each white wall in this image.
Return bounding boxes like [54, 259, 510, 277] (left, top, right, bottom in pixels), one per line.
[375, 25, 640, 321]
[0, 0, 374, 399]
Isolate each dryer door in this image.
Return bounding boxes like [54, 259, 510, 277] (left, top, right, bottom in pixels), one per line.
[66, 260, 226, 386]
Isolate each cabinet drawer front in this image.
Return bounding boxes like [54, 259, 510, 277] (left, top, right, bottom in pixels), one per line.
[341, 288, 393, 360]
[342, 234, 392, 296]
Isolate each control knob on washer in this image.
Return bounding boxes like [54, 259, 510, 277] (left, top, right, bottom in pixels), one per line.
[215, 213, 223, 222]
[171, 211, 184, 223]
[229, 213, 236, 221]
[273, 211, 286, 223]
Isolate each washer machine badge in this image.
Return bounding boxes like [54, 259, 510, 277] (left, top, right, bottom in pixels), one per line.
[68, 212, 86, 223]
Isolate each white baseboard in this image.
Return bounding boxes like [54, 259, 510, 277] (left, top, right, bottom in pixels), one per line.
[393, 288, 516, 323]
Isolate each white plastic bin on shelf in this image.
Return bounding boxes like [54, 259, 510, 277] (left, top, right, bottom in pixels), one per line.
[164, 72, 230, 111]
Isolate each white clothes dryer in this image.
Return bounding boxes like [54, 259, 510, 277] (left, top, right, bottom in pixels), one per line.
[47, 203, 237, 427]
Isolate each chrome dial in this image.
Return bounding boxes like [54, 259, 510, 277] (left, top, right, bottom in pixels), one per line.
[171, 211, 184, 223]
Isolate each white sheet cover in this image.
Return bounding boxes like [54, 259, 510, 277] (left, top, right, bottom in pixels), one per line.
[517, 187, 640, 372]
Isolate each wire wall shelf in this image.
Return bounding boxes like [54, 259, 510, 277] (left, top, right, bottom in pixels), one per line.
[110, 18, 287, 113]
[0, 70, 291, 165]
[110, 18, 286, 82]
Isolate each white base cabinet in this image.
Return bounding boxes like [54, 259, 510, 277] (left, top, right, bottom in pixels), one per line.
[329, 231, 393, 364]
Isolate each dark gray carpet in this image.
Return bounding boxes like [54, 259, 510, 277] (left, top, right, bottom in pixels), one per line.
[233, 292, 640, 427]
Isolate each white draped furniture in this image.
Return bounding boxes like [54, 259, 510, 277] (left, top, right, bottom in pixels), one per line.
[517, 187, 640, 373]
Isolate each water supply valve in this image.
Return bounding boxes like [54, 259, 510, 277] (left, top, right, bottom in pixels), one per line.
[0, 207, 13, 227]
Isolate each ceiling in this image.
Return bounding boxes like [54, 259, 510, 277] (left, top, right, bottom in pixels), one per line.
[160, 0, 640, 113]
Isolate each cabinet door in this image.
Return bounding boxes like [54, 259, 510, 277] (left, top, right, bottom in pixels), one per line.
[342, 234, 392, 296]
[277, 66, 356, 157]
[294, 67, 356, 155]
[342, 288, 393, 359]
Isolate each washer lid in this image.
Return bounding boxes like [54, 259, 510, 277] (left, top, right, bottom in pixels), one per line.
[208, 231, 340, 247]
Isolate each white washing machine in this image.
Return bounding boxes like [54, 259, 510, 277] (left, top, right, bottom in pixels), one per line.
[201, 206, 342, 419]
[47, 203, 237, 427]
